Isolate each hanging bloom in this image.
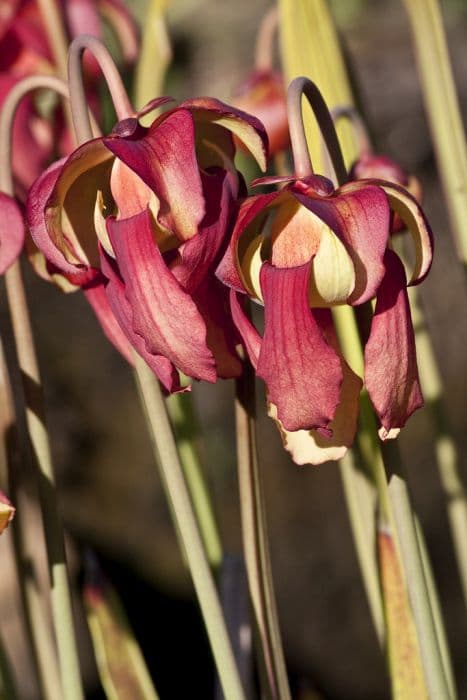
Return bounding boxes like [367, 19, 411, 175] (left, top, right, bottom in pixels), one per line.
[27, 97, 268, 391]
[234, 70, 289, 157]
[0, 0, 138, 194]
[217, 171, 433, 464]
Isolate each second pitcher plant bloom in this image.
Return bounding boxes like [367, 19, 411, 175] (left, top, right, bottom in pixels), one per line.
[27, 97, 267, 391]
[217, 171, 433, 465]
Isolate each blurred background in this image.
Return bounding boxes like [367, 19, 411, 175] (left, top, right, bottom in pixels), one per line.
[2, 0, 467, 698]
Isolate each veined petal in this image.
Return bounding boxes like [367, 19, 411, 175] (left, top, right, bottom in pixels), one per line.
[216, 190, 280, 293]
[0, 192, 24, 272]
[268, 308, 362, 465]
[107, 209, 217, 382]
[27, 157, 83, 276]
[364, 250, 423, 438]
[362, 179, 433, 285]
[104, 109, 205, 241]
[292, 182, 390, 305]
[100, 247, 183, 393]
[181, 97, 268, 171]
[230, 290, 261, 369]
[82, 277, 134, 364]
[45, 138, 114, 269]
[257, 262, 342, 433]
[193, 279, 242, 378]
[270, 195, 322, 267]
[109, 158, 178, 253]
[172, 167, 237, 293]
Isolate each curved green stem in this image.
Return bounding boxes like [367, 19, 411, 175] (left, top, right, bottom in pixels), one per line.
[134, 357, 246, 700]
[68, 35, 134, 143]
[286, 76, 347, 183]
[0, 76, 84, 700]
[235, 357, 291, 700]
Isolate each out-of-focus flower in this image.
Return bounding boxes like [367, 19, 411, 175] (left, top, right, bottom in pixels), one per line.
[0, 490, 15, 534]
[0, 0, 138, 194]
[217, 172, 433, 464]
[27, 97, 268, 390]
[234, 70, 288, 157]
[232, 6, 289, 158]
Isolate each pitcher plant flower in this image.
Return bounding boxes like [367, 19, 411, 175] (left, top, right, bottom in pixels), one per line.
[233, 7, 289, 158]
[27, 94, 268, 391]
[218, 77, 433, 465]
[0, 0, 138, 194]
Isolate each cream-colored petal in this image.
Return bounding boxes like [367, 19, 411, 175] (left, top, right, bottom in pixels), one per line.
[94, 190, 114, 257]
[310, 227, 356, 306]
[240, 234, 265, 302]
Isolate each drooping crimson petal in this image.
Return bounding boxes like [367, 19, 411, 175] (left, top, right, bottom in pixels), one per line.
[107, 209, 217, 382]
[357, 178, 433, 285]
[0, 192, 25, 273]
[99, 247, 183, 393]
[291, 181, 390, 305]
[257, 261, 342, 433]
[82, 277, 134, 365]
[230, 290, 261, 370]
[180, 97, 268, 171]
[104, 109, 205, 241]
[172, 167, 237, 293]
[45, 138, 114, 270]
[216, 190, 280, 294]
[27, 157, 98, 287]
[192, 279, 242, 378]
[364, 250, 423, 437]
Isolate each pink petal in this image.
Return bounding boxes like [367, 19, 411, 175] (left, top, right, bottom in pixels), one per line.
[104, 109, 205, 241]
[192, 279, 242, 379]
[27, 158, 98, 286]
[229, 290, 261, 369]
[82, 277, 134, 364]
[180, 97, 268, 171]
[172, 167, 237, 293]
[257, 262, 342, 433]
[357, 178, 433, 285]
[107, 209, 217, 382]
[364, 250, 423, 437]
[292, 181, 390, 305]
[0, 192, 24, 273]
[100, 248, 183, 393]
[216, 191, 280, 293]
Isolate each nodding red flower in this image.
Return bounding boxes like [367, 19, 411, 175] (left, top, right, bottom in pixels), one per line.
[217, 171, 433, 465]
[27, 97, 268, 391]
[0, 0, 138, 195]
[234, 70, 289, 157]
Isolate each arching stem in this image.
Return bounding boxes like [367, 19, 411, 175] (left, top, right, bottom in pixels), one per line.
[67, 34, 134, 143]
[0, 76, 84, 700]
[287, 76, 347, 183]
[254, 7, 279, 71]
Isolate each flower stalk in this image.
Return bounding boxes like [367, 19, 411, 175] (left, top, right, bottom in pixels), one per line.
[235, 352, 291, 700]
[134, 357, 246, 700]
[0, 76, 85, 700]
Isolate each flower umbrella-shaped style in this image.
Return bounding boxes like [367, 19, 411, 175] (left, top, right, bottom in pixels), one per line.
[217, 80, 433, 465]
[27, 97, 267, 391]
